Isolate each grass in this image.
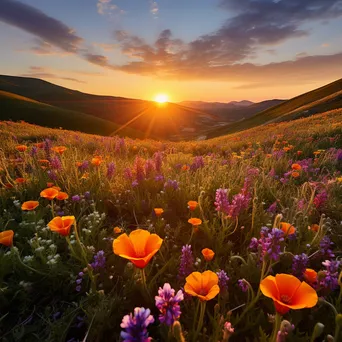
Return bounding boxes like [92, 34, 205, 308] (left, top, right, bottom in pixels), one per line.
[0, 108, 341, 341]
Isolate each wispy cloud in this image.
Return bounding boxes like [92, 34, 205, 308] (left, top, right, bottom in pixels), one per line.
[149, 1, 159, 17]
[97, 0, 124, 16]
[0, 0, 82, 53]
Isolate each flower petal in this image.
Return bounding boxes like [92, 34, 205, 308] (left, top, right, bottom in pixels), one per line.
[201, 270, 219, 291]
[145, 234, 163, 255]
[275, 274, 301, 299]
[290, 281, 318, 309]
[129, 229, 150, 257]
[205, 284, 220, 300]
[113, 234, 135, 257]
[185, 272, 203, 294]
[260, 276, 279, 300]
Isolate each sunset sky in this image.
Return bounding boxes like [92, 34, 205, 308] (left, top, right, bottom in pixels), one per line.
[1, 0, 342, 102]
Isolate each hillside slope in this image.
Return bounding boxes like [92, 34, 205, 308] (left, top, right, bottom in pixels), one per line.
[206, 78, 342, 138]
[0, 90, 142, 137]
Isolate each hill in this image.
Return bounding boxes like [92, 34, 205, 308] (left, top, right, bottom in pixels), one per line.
[206, 77, 342, 138]
[0, 90, 142, 137]
[0, 75, 218, 140]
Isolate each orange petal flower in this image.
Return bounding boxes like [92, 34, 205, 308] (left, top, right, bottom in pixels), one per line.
[291, 163, 302, 171]
[48, 216, 75, 236]
[181, 165, 190, 171]
[202, 248, 215, 261]
[297, 151, 303, 156]
[91, 156, 102, 166]
[15, 178, 26, 184]
[16, 145, 27, 152]
[114, 227, 123, 234]
[291, 171, 300, 178]
[188, 218, 202, 226]
[184, 270, 220, 301]
[304, 269, 318, 284]
[280, 222, 296, 236]
[52, 146, 67, 154]
[309, 224, 319, 232]
[21, 201, 39, 211]
[35, 142, 45, 149]
[113, 229, 163, 268]
[154, 208, 164, 217]
[4, 183, 13, 189]
[0, 230, 14, 246]
[40, 187, 59, 200]
[38, 159, 50, 165]
[56, 192, 69, 200]
[187, 201, 198, 211]
[260, 274, 318, 315]
[47, 182, 54, 188]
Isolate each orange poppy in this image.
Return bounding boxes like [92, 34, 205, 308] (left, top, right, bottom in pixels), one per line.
[154, 208, 164, 217]
[297, 151, 303, 156]
[16, 145, 27, 152]
[4, 183, 13, 189]
[56, 192, 69, 200]
[291, 164, 302, 171]
[80, 172, 89, 180]
[291, 171, 300, 178]
[187, 201, 198, 211]
[0, 230, 14, 246]
[202, 248, 215, 261]
[48, 216, 75, 236]
[114, 227, 123, 234]
[309, 224, 319, 232]
[184, 271, 220, 301]
[47, 182, 54, 188]
[38, 159, 50, 165]
[52, 146, 67, 154]
[91, 156, 102, 166]
[52, 186, 61, 191]
[303, 269, 317, 284]
[35, 142, 45, 149]
[188, 218, 202, 226]
[181, 165, 190, 171]
[76, 162, 82, 167]
[15, 178, 26, 184]
[40, 187, 59, 200]
[21, 201, 39, 211]
[260, 274, 318, 315]
[113, 229, 163, 268]
[280, 222, 296, 236]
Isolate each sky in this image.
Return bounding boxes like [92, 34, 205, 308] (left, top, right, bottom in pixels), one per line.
[0, 0, 342, 102]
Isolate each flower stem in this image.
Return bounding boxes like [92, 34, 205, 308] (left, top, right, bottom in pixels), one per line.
[270, 312, 281, 342]
[194, 301, 206, 341]
[50, 200, 54, 218]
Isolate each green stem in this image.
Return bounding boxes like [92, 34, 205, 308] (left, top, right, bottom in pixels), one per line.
[194, 301, 206, 341]
[270, 312, 281, 342]
[14, 249, 47, 276]
[140, 268, 150, 299]
[51, 200, 55, 218]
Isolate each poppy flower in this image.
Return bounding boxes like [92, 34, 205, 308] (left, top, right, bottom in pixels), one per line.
[16, 145, 27, 152]
[15, 178, 26, 184]
[56, 192, 69, 200]
[291, 164, 302, 171]
[52, 186, 61, 191]
[280, 222, 296, 236]
[0, 230, 14, 246]
[154, 208, 164, 217]
[188, 218, 202, 226]
[291, 171, 300, 178]
[52, 146, 67, 154]
[91, 156, 102, 166]
[309, 224, 319, 232]
[184, 270, 220, 301]
[114, 227, 123, 234]
[260, 274, 318, 315]
[113, 229, 163, 268]
[47, 182, 54, 188]
[80, 173, 89, 180]
[4, 183, 13, 189]
[40, 187, 59, 200]
[187, 201, 198, 211]
[48, 216, 75, 236]
[181, 165, 190, 171]
[297, 151, 303, 156]
[304, 269, 318, 284]
[35, 142, 45, 149]
[39, 159, 50, 165]
[21, 201, 39, 211]
[202, 248, 215, 261]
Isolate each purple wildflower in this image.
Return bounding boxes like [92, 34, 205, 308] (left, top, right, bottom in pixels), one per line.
[144, 159, 155, 178]
[106, 162, 116, 179]
[238, 279, 249, 292]
[115, 138, 126, 154]
[91, 250, 106, 270]
[267, 201, 277, 214]
[320, 236, 335, 259]
[214, 188, 230, 214]
[44, 139, 52, 158]
[292, 253, 308, 279]
[320, 260, 341, 291]
[190, 156, 204, 171]
[134, 157, 145, 183]
[216, 270, 229, 291]
[313, 191, 328, 210]
[50, 156, 62, 170]
[84, 191, 91, 199]
[228, 192, 251, 218]
[79, 161, 89, 171]
[72, 195, 80, 202]
[178, 245, 194, 279]
[155, 174, 164, 182]
[47, 170, 58, 180]
[153, 152, 163, 173]
[30, 146, 38, 157]
[120, 307, 154, 342]
[155, 283, 183, 326]
[164, 179, 179, 190]
[124, 168, 133, 181]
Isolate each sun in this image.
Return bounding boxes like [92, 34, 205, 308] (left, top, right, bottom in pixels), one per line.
[154, 93, 169, 103]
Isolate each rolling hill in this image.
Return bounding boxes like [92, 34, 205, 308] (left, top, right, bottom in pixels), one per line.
[0, 75, 219, 140]
[206, 77, 342, 138]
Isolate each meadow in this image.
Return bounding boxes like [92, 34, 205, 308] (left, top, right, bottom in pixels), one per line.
[0, 108, 342, 342]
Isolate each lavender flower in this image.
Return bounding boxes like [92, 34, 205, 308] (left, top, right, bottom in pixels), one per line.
[267, 201, 277, 214]
[47, 170, 58, 180]
[72, 195, 80, 202]
[124, 168, 133, 181]
[320, 260, 341, 291]
[214, 188, 230, 214]
[91, 250, 106, 270]
[153, 152, 163, 173]
[106, 162, 116, 179]
[164, 179, 179, 190]
[155, 174, 164, 182]
[292, 253, 308, 279]
[238, 279, 249, 292]
[79, 161, 89, 171]
[44, 139, 52, 158]
[84, 191, 91, 199]
[134, 157, 145, 183]
[30, 146, 38, 157]
[216, 270, 229, 291]
[155, 283, 183, 326]
[115, 138, 126, 154]
[50, 156, 62, 170]
[144, 159, 155, 178]
[178, 245, 194, 279]
[120, 307, 154, 342]
[190, 156, 204, 171]
[313, 191, 328, 210]
[320, 236, 335, 259]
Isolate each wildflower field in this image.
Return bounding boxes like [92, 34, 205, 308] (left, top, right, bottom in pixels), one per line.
[0, 108, 342, 342]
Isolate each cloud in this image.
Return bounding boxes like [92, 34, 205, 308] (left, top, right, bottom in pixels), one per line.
[21, 66, 86, 83]
[92, 42, 118, 51]
[97, 0, 124, 16]
[149, 1, 158, 16]
[0, 0, 82, 53]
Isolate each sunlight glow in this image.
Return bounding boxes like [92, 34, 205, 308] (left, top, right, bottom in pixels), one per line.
[154, 93, 169, 103]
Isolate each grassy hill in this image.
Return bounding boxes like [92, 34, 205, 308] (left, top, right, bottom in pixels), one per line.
[0, 90, 142, 137]
[206, 77, 342, 138]
[0, 75, 218, 140]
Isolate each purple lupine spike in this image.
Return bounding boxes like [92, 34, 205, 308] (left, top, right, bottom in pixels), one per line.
[106, 162, 116, 179]
[155, 283, 183, 326]
[178, 245, 194, 279]
[90, 250, 106, 270]
[320, 260, 341, 291]
[153, 151, 163, 173]
[216, 269, 229, 291]
[292, 253, 308, 280]
[214, 188, 230, 215]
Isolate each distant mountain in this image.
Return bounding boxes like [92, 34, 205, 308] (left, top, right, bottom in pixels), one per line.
[0, 75, 218, 140]
[180, 100, 254, 111]
[206, 78, 342, 138]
